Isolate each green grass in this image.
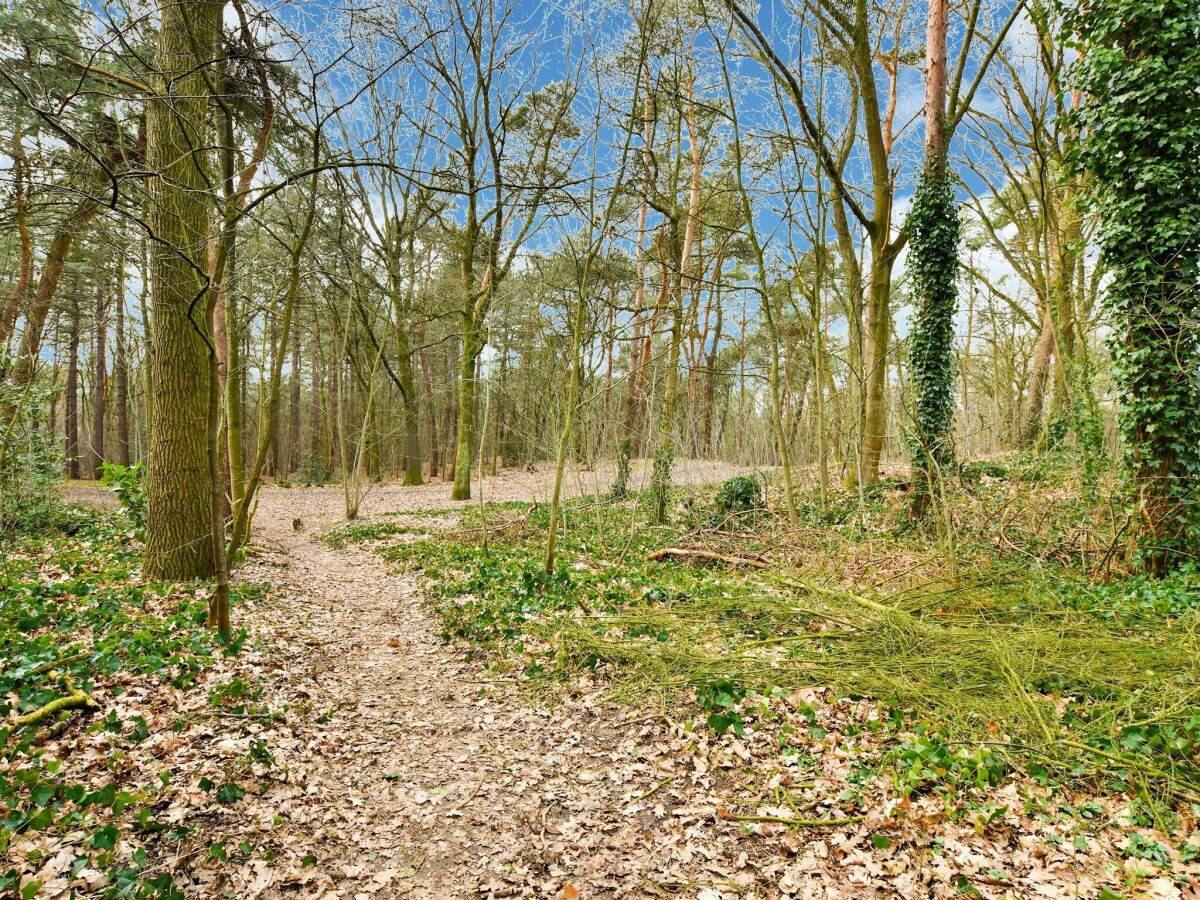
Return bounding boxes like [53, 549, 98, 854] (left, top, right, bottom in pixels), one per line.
[331, 464, 1200, 824]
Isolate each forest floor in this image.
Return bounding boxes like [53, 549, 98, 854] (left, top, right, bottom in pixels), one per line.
[7, 460, 1200, 899]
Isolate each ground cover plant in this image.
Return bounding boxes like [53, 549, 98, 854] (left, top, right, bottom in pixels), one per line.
[0, 504, 276, 898]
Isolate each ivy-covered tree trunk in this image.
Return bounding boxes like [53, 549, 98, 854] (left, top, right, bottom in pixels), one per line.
[143, 0, 221, 581]
[908, 174, 960, 476]
[1065, 0, 1200, 574]
[907, 0, 959, 494]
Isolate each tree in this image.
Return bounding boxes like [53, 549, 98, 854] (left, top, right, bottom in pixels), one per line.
[1063, 0, 1200, 573]
[907, 0, 960, 494]
[409, 0, 578, 500]
[142, 0, 223, 581]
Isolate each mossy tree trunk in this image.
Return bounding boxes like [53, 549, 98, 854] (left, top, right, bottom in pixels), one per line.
[143, 0, 221, 581]
[450, 315, 479, 500]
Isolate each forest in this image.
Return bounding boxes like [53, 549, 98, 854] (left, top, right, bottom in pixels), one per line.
[1, 0, 1199, 896]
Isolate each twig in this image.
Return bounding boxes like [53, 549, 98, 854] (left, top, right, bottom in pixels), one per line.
[24, 651, 89, 677]
[649, 547, 769, 569]
[720, 810, 864, 827]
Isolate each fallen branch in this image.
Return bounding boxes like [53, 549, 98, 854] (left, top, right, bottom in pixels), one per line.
[24, 651, 89, 678]
[649, 547, 769, 569]
[9, 675, 100, 734]
[719, 809, 864, 827]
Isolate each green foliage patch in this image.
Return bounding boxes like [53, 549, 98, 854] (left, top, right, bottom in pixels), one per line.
[100, 462, 147, 535]
[0, 380, 64, 534]
[1, 507, 258, 897]
[712, 474, 764, 519]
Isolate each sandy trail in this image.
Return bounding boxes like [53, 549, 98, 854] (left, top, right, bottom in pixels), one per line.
[229, 460, 757, 899]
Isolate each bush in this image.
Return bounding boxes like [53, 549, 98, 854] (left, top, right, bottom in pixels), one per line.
[713, 474, 764, 518]
[0, 380, 62, 533]
[100, 461, 147, 533]
[296, 454, 332, 486]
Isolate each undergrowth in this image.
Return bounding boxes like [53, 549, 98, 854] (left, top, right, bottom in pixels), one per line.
[1, 506, 259, 898]
[326, 458, 1200, 837]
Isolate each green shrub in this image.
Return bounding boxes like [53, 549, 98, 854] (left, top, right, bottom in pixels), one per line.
[0, 380, 62, 533]
[889, 734, 1007, 797]
[100, 461, 147, 534]
[713, 474, 764, 518]
[697, 675, 747, 736]
[296, 454, 332, 486]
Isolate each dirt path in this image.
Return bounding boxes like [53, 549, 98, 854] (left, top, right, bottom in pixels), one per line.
[224, 462, 762, 899]
[48, 464, 1145, 899]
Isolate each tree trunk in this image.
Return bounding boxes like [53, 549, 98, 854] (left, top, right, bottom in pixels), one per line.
[392, 308, 424, 486]
[309, 311, 322, 465]
[223, 238, 245, 512]
[90, 277, 108, 479]
[265, 312, 280, 477]
[143, 0, 221, 581]
[0, 132, 32, 350]
[420, 343, 439, 478]
[7, 199, 100, 392]
[1020, 303, 1055, 447]
[450, 315, 479, 500]
[115, 252, 130, 466]
[858, 248, 895, 486]
[288, 310, 301, 473]
[66, 292, 81, 480]
[907, 0, 958, 494]
[328, 334, 340, 473]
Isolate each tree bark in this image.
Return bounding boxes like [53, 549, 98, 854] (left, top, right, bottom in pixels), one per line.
[449, 315, 479, 500]
[115, 252, 130, 466]
[143, 0, 222, 581]
[309, 310, 322, 465]
[858, 247, 896, 485]
[66, 291, 81, 480]
[90, 275, 108, 479]
[288, 310, 301, 473]
[1020, 303, 1055, 446]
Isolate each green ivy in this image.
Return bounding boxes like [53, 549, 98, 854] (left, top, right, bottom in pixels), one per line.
[0, 509, 258, 896]
[100, 462, 147, 535]
[610, 439, 632, 501]
[906, 170, 962, 480]
[713, 474, 764, 518]
[650, 445, 673, 524]
[1062, 0, 1200, 573]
